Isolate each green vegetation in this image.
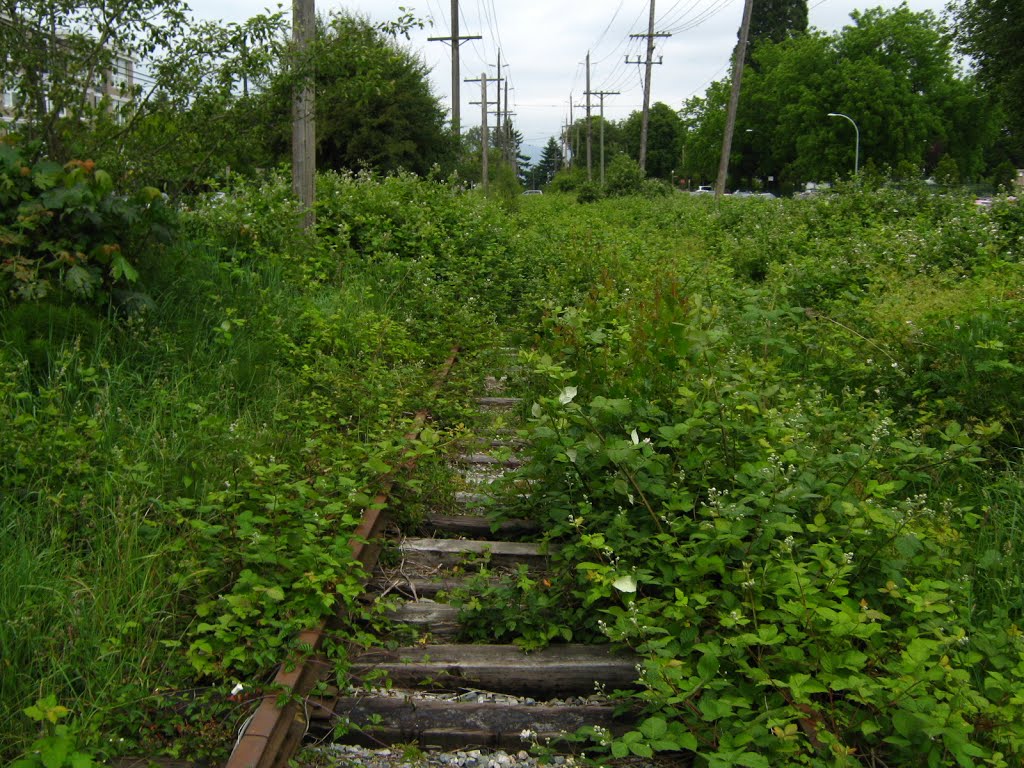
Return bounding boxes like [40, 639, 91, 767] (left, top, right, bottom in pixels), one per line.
[684, 4, 996, 190]
[6, 1, 1020, 765]
[477, 189, 1024, 765]
[0, 159, 543, 761]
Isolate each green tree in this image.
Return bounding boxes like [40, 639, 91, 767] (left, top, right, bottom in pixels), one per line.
[260, 12, 454, 176]
[535, 137, 563, 187]
[0, 1, 287, 192]
[604, 155, 645, 196]
[680, 80, 730, 185]
[748, 0, 807, 57]
[719, 4, 996, 186]
[620, 102, 683, 180]
[953, 0, 1024, 163]
[109, 12, 286, 192]
[0, 0, 190, 159]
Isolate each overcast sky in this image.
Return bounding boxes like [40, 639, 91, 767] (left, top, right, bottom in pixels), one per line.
[187, 0, 951, 147]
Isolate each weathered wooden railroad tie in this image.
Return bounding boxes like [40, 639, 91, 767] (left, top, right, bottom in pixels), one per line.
[311, 369, 641, 753]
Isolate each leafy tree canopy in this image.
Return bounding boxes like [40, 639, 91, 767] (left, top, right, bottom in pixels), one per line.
[682, 4, 998, 187]
[619, 102, 684, 180]
[0, 0, 191, 158]
[260, 12, 455, 176]
[952, 0, 1024, 162]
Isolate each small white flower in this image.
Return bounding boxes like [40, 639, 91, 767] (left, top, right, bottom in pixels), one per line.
[843, 552, 854, 564]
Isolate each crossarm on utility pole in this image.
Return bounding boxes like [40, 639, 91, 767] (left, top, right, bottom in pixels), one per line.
[427, 0, 481, 135]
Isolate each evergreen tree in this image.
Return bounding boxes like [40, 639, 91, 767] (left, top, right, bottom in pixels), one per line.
[750, 0, 808, 49]
[536, 137, 564, 186]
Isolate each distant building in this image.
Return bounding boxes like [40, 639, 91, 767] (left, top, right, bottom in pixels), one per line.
[1, 18, 134, 124]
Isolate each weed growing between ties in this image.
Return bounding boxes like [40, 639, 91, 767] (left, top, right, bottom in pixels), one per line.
[480, 189, 1024, 766]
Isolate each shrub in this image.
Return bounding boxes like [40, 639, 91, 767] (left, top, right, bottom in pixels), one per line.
[605, 155, 644, 197]
[0, 138, 174, 303]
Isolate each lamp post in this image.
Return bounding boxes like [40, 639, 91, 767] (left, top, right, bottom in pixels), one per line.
[827, 112, 859, 175]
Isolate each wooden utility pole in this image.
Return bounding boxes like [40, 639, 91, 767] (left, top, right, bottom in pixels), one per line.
[489, 52, 507, 161]
[629, 1, 670, 173]
[291, 0, 315, 229]
[588, 90, 620, 185]
[428, 0, 481, 135]
[480, 74, 489, 191]
[504, 77, 512, 167]
[467, 73, 491, 191]
[585, 51, 593, 181]
[715, 0, 754, 197]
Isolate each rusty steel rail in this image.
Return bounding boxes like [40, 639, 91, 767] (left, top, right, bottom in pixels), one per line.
[225, 346, 460, 768]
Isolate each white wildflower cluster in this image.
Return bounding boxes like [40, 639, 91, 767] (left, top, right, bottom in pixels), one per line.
[870, 417, 892, 445]
[843, 552, 855, 565]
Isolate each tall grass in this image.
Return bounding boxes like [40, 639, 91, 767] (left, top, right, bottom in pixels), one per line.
[972, 463, 1024, 618]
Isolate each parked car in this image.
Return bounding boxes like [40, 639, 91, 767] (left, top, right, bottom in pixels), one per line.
[690, 185, 714, 195]
[522, 189, 543, 195]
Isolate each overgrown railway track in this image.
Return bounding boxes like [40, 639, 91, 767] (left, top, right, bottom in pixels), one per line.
[223, 349, 643, 768]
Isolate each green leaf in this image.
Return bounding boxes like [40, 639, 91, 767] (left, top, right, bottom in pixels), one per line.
[40, 735, 69, 768]
[697, 651, 720, 680]
[265, 585, 285, 602]
[366, 456, 392, 474]
[110, 254, 139, 282]
[892, 710, 920, 737]
[629, 741, 654, 758]
[64, 265, 99, 297]
[640, 716, 668, 739]
[70, 753, 94, 768]
[735, 753, 772, 768]
[611, 741, 630, 759]
[32, 161, 64, 190]
[93, 169, 114, 196]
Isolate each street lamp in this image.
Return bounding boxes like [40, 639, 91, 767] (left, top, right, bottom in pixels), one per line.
[827, 112, 859, 175]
